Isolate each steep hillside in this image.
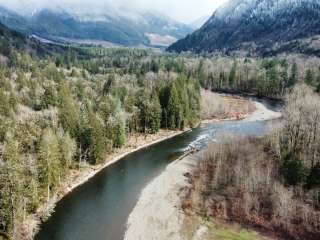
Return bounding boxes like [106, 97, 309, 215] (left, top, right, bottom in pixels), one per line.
[168, 0, 320, 56]
[0, 21, 90, 60]
[0, 5, 192, 47]
[0, 21, 26, 54]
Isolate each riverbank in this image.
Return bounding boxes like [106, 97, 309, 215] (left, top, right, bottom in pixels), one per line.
[124, 100, 282, 240]
[124, 150, 200, 240]
[201, 90, 257, 122]
[21, 129, 189, 239]
[22, 94, 269, 240]
[243, 101, 282, 122]
[201, 92, 282, 124]
[20, 92, 258, 239]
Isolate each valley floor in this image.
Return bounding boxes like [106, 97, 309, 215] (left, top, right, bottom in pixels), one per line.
[124, 100, 282, 240]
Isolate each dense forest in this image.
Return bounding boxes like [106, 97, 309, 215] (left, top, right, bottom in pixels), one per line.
[1, 25, 320, 239]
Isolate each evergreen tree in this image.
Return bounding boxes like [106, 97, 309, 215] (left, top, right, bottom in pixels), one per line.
[280, 67, 288, 94]
[1, 137, 23, 235]
[305, 69, 315, 86]
[306, 163, 320, 189]
[288, 62, 298, 87]
[159, 86, 170, 128]
[87, 109, 107, 164]
[229, 61, 237, 87]
[77, 106, 92, 162]
[268, 64, 279, 94]
[8, 51, 18, 67]
[148, 96, 162, 134]
[150, 59, 159, 73]
[167, 83, 180, 129]
[280, 153, 306, 186]
[113, 113, 126, 148]
[41, 85, 58, 109]
[219, 71, 227, 88]
[103, 74, 115, 95]
[0, 88, 11, 117]
[99, 95, 121, 130]
[316, 74, 320, 92]
[137, 90, 161, 134]
[58, 81, 79, 138]
[75, 80, 86, 100]
[197, 60, 206, 87]
[317, 82, 320, 93]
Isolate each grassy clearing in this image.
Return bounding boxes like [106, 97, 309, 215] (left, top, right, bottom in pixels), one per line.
[180, 215, 262, 240]
[212, 227, 261, 240]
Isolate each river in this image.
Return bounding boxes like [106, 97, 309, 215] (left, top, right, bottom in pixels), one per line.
[35, 98, 281, 240]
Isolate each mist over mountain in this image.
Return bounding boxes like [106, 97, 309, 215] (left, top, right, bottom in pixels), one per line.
[189, 15, 210, 29]
[0, 1, 193, 47]
[168, 0, 320, 56]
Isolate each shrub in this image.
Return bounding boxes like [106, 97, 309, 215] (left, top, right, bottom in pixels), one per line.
[306, 164, 320, 189]
[280, 153, 306, 186]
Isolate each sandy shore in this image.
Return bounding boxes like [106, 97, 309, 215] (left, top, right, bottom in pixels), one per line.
[124, 151, 201, 240]
[243, 101, 282, 122]
[124, 100, 282, 240]
[202, 99, 281, 124]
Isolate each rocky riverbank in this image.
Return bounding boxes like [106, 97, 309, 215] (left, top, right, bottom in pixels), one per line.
[124, 100, 282, 240]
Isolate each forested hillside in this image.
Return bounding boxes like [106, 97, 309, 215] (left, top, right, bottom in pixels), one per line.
[0, 21, 91, 60]
[168, 0, 320, 56]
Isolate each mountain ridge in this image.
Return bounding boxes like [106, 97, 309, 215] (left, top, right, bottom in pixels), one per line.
[168, 0, 320, 56]
[0, 5, 192, 47]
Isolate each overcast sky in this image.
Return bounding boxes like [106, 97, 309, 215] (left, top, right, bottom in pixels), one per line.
[0, 0, 229, 23]
[133, 0, 229, 22]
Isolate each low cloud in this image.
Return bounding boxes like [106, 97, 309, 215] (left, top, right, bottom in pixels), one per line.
[0, 0, 228, 23]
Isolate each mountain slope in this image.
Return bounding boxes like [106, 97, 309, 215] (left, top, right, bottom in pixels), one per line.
[0, 21, 88, 59]
[168, 0, 320, 56]
[0, 6, 192, 47]
[0, 21, 27, 56]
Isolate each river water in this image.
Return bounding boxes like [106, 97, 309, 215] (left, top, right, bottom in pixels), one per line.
[35, 99, 281, 240]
